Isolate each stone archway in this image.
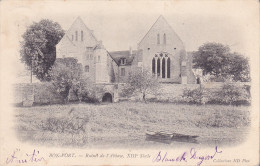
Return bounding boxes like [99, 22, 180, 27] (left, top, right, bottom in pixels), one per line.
[102, 93, 113, 103]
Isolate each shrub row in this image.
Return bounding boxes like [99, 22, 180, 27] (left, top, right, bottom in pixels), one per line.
[181, 83, 250, 105]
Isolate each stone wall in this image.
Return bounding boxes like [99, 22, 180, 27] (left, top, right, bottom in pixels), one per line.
[117, 82, 250, 102]
[13, 82, 250, 106]
[94, 83, 119, 102]
[13, 83, 34, 104]
[156, 83, 200, 101]
[13, 83, 63, 105]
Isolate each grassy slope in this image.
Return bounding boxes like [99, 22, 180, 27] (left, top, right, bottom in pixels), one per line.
[14, 102, 250, 148]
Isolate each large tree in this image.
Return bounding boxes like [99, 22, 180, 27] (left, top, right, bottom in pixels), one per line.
[223, 52, 250, 82]
[193, 42, 250, 82]
[20, 19, 65, 82]
[122, 68, 160, 102]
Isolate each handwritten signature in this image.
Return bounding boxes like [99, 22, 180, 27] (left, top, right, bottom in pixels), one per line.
[152, 146, 222, 166]
[6, 148, 45, 164]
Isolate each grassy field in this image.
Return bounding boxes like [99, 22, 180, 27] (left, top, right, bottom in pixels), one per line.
[14, 102, 250, 148]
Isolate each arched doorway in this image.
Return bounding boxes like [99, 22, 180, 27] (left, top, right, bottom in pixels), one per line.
[102, 93, 113, 103]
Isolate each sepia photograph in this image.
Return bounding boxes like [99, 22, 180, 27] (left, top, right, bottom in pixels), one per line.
[0, 0, 259, 165]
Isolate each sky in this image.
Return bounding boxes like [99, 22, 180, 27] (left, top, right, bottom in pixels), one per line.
[12, 0, 258, 53]
[1, 0, 258, 82]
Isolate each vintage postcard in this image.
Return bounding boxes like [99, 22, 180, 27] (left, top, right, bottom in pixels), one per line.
[0, 0, 259, 165]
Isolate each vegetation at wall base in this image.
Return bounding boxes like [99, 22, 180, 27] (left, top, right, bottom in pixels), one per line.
[181, 83, 250, 106]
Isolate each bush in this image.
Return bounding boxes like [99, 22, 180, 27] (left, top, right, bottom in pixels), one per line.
[182, 87, 205, 104]
[213, 83, 251, 105]
[81, 85, 102, 103]
[40, 108, 89, 134]
[181, 83, 250, 105]
[195, 109, 250, 128]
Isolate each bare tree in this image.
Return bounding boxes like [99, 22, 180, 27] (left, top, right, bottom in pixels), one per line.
[123, 68, 160, 102]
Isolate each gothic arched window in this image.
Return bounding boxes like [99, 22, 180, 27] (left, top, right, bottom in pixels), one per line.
[152, 58, 155, 74]
[157, 34, 160, 45]
[167, 58, 171, 78]
[163, 33, 166, 45]
[162, 58, 165, 78]
[157, 58, 160, 76]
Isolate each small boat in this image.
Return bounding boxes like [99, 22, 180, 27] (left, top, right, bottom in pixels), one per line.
[145, 130, 199, 144]
[146, 131, 173, 140]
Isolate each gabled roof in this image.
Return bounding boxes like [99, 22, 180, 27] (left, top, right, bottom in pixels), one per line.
[58, 16, 120, 67]
[109, 50, 136, 65]
[68, 16, 98, 43]
[138, 15, 184, 47]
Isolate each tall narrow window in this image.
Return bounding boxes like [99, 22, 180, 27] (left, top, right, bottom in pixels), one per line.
[121, 58, 126, 65]
[157, 58, 160, 76]
[81, 30, 83, 41]
[72, 35, 74, 41]
[163, 33, 166, 45]
[121, 68, 125, 76]
[152, 58, 155, 74]
[167, 58, 171, 78]
[75, 31, 78, 41]
[162, 58, 165, 78]
[98, 56, 101, 62]
[157, 34, 160, 44]
[85, 65, 89, 72]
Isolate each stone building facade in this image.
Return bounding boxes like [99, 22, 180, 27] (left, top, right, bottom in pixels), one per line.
[56, 16, 196, 90]
[56, 17, 118, 84]
[136, 15, 195, 84]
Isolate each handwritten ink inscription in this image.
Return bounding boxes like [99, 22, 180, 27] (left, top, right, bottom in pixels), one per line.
[152, 146, 222, 166]
[5, 146, 250, 165]
[6, 149, 45, 164]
